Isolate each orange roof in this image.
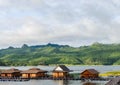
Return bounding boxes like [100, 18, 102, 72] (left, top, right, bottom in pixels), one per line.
[21, 68, 47, 74]
[81, 69, 99, 74]
[1, 68, 21, 73]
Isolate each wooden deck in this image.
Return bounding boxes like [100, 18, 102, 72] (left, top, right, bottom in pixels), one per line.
[22, 76, 109, 81]
[0, 78, 29, 82]
[0, 76, 111, 82]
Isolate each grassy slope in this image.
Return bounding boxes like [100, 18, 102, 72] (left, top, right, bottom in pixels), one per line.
[0, 43, 120, 66]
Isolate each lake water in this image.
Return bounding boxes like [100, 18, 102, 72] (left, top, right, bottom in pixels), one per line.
[0, 80, 107, 85]
[0, 65, 119, 85]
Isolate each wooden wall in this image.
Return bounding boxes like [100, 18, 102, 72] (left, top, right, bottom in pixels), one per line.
[81, 70, 98, 78]
[22, 73, 46, 78]
[53, 72, 68, 78]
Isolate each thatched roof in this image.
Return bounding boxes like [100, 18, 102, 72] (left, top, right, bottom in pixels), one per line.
[1, 68, 21, 73]
[105, 77, 120, 85]
[53, 65, 71, 72]
[21, 68, 47, 74]
[81, 69, 99, 74]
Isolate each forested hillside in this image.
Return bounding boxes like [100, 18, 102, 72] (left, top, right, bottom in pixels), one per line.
[0, 43, 120, 66]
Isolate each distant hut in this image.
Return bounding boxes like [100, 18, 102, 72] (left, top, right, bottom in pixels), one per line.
[52, 65, 71, 78]
[1, 68, 21, 78]
[80, 69, 99, 79]
[21, 68, 47, 78]
[105, 77, 120, 85]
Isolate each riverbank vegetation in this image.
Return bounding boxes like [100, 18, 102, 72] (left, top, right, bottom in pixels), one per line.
[99, 71, 120, 77]
[0, 43, 120, 66]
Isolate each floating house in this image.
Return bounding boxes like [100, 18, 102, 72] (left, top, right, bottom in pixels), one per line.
[21, 68, 47, 78]
[52, 65, 71, 78]
[105, 77, 120, 85]
[80, 69, 99, 79]
[1, 68, 21, 78]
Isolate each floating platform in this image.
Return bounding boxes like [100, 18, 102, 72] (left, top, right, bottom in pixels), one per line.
[0, 78, 29, 82]
[0, 77, 110, 82]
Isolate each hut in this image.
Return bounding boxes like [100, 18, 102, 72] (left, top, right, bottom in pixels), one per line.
[21, 68, 47, 78]
[105, 77, 120, 85]
[52, 65, 71, 78]
[1, 68, 21, 78]
[80, 69, 99, 79]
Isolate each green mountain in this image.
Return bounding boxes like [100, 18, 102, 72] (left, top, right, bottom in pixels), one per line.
[0, 43, 120, 66]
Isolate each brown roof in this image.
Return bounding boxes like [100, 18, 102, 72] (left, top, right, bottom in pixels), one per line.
[29, 68, 40, 70]
[53, 65, 71, 72]
[21, 68, 47, 74]
[105, 77, 120, 85]
[1, 68, 21, 73]
[81, 69, 99, 74]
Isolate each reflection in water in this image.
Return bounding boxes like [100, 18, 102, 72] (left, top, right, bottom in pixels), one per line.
[0, 80, 107, 85]
[54, 80, 100, 85]
[83, 82, 96, 85]
[54, 80, 69, 85]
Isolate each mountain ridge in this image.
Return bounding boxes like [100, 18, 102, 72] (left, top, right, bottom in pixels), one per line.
[0, 43, 120, 66]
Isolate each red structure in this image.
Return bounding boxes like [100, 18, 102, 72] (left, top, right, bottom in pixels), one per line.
[80, 69, 99, 79]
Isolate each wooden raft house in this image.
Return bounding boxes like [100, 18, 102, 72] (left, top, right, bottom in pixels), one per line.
[1, 68, 21, 78]
[21, 68, 47, 79]
[52, 65, 71, 78]
[80, 69, 99, 79]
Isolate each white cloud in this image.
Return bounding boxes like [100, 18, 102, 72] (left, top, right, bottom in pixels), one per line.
[0, 0, 120, 48]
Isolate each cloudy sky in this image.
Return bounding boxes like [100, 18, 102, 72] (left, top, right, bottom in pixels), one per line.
[0, 0, 120, 48]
